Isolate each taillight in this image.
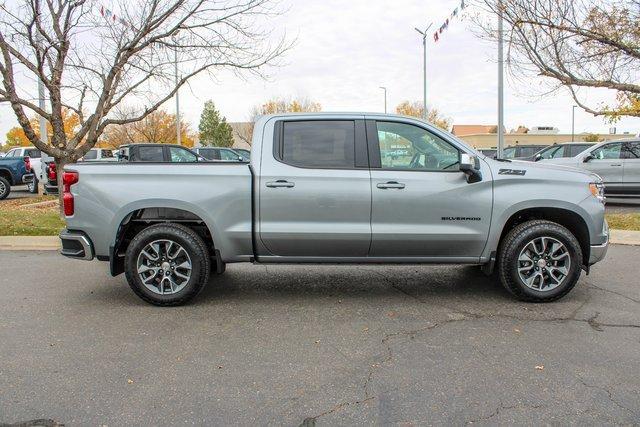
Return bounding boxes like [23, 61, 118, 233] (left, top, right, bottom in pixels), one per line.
[62, 171, 79, 216]
[48, 163, 57, 181]
[24, 156, 31, 172]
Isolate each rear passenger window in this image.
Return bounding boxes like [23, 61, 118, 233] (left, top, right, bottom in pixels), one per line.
[623, 142, 640, 159]
[280, 121, 355, 168]
[570, 145, 590, 156]
[135, 146, 164, 162]
[25, 149, 41, 158]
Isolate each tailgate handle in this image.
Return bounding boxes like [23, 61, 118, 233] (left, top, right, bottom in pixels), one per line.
[377, 181, 405, 189]
[266, 180, 295, 188]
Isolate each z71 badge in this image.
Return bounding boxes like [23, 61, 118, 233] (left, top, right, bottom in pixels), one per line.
[498, 168, 526, 176]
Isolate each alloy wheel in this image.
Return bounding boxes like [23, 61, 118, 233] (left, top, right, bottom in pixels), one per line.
[136, 239, 192, 295]
[517, 236, 571, 292]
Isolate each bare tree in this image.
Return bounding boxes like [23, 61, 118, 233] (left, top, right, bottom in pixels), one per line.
[476, 0, 639, 121]
[0, 0, 288, 208]
[235, 96, 321, 145]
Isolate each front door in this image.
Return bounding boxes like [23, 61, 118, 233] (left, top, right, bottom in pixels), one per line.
[259, 118, 371, 257]
[367, 119, 493, 259]
[583, 142, 624, 195]
[622, 141, 640, 196]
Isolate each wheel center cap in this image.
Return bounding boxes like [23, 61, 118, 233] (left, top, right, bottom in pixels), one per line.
[537, 258, 547, 268]
[161, 261, 171, 271]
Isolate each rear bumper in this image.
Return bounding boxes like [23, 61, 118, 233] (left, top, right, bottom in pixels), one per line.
[44, 182, 58, 195]
[589, 220, 609, 265]
[21, 173, 34, 184]
[59, 229, 94, 261]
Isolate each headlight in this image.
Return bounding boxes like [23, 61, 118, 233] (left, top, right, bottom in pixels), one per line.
[589, 182, 605, 203]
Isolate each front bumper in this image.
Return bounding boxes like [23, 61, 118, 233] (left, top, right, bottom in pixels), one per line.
[59, 229, 94, 261]
[589, 220, 609, 265]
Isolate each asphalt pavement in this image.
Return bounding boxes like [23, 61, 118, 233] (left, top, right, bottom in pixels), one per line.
[0, 246, 639, 425]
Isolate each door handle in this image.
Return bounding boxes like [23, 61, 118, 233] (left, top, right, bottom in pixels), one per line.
[610, 164, 623, 167]
[266, 180, 295, 188]
[377, 181, 405, 189]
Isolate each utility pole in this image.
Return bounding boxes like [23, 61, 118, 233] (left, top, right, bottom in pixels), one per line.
[36, 32, 48, 145]
[173, 31, 181, 146]
[379, 86, 387, 113]
[415, 23, 433, 120]
[571, 105, 577, 142]
[497, 1, 505, 158]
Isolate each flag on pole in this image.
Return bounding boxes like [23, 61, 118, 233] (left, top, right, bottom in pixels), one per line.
[433, 0, 467, 43]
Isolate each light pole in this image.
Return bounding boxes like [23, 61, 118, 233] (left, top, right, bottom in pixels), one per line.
[415, 23, 433, 120]
[172, 30, 181, 146]
[497, 1, 505, 158]
[571, 105, 577, 142]
[379, 86, 387, 113]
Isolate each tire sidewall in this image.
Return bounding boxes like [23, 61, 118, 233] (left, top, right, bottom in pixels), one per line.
[28, 176, 38, 194]
[0, 177, 10, 200]
[504, 224, 582, 301]
[125, 226, 207, 305]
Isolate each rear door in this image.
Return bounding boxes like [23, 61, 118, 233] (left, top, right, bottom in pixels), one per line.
[583, 142, 624, 193]
[622, 141, 640, 196]
[367, 119, 492, 259]
[259, 118, 371, 257]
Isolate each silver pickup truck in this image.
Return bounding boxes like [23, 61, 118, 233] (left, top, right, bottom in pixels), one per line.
[59, 113, 609, 306]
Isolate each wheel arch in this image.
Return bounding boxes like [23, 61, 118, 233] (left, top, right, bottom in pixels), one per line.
[110, 204, 219, 276]
[495, 206, 590, 266]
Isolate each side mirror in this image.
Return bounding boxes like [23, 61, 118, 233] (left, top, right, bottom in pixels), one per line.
[460, 153, 482, 183]
[583, 154, 594, 163]
[534, 154, 542, 162]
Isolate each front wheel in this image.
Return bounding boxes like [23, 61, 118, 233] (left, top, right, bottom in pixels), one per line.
[498, 220, 583, 302]
[0, 177, 10, 200]
[124, 223, 211, 306]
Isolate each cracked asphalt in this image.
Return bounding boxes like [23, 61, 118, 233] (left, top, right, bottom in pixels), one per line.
[0, 246, 639, 426]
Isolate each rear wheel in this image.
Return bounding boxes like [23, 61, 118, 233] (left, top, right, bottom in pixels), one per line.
[124, 223, 210, 306]
[27, 175, 39, 194]
[0, 177, 10, 200]
[498, 220, 583, 302]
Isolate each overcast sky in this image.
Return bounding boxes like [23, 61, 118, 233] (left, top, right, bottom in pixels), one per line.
[1, 0, 638, 142]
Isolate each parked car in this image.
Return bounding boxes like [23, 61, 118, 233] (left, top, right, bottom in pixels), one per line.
[0, 155, 34, 199]
[539, 139, 639, 198]
[502, 144, 548, 160]
[234, 148, 251, 160]
[81, 148, 117, 162]
[523, 143, 595, 162]
[3, 146, 43, 193]
[194, 147, 246, 162]
[58, 113, 609, 306]
[478, 148, 497, 158]
[117, 144, 203, 163]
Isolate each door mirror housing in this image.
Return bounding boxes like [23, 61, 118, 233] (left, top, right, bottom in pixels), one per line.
[534, 153, 542, 161]
[460, 153, 482, 183]
[583, 154, 594, 163]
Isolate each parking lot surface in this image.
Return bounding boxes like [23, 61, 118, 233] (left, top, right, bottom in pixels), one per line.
[0, 246, 639, 425]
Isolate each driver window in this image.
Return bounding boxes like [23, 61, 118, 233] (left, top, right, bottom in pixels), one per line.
[592, 143, 622, 160]
[376, 121, 459, 171]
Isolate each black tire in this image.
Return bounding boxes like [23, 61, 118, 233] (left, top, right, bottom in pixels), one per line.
[124, 223, 211, 306]
[498, 220, 583, 302]
[0, 176, 10, 200]
[28, 175, 39, 194]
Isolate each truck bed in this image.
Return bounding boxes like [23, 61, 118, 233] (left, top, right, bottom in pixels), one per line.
[65, 162, 253, 261]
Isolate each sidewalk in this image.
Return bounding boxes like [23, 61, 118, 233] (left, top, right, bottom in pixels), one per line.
[1, 230, 639, 251]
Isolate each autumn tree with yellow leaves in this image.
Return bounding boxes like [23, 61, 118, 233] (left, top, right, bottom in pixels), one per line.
[395, 101, 452, 131]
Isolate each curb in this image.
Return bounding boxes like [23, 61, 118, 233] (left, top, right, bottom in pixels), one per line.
[1, 230, 639, 251]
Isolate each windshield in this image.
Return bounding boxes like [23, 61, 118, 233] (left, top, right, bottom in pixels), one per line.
[537, 145, 563, 159]
[502, 147, 517, 159]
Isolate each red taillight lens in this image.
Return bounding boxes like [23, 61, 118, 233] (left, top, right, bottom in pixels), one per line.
[48, 163, 57, 181]
[62, 171, 79, 216]
[24, 156, 31, 172]
[63, 192, 75, 216]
